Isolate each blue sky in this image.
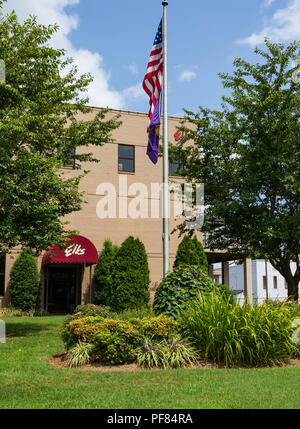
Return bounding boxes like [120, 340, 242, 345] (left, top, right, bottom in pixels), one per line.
[2, 0, 300, 116]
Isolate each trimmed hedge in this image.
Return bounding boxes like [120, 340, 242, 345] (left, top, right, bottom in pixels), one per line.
[61, 314, 179, 365]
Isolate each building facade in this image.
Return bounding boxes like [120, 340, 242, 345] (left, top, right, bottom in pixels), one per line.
[228, 260, 297, 304]
[0, 108, 202, 312]
[0, 107, 257, 313]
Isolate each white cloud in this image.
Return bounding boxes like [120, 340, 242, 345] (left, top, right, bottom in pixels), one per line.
[121, 83, 146, 101]
[178, 70, 197, 82]
[2, 0, 142, 109]
[124, 63, 139, 76]
[70, 48, 124, 108]
[264, 0, 276, 7]
[2, 0, 79, 51]
[239, 0, 300, 47]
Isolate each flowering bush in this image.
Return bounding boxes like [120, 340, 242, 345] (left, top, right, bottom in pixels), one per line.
[93, 320, 141, 365]
[132, 316, 179, 339]
[73, 304, 117, 319]
[61, 314, 179, 365]
[61, 316, 107, 349]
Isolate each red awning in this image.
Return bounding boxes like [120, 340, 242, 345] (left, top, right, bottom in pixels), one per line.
[42, 235, 98, 265]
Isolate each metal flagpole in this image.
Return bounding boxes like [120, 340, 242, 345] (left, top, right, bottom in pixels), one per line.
[162, 1, 169, 276]
[265, 259, 269, 301]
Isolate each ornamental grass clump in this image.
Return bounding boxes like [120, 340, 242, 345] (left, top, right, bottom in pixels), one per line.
[66, 341, 95, 368]
[180, 290, 299, 367]
[291, 319, 300, 345]
[136, 336, 198, 369]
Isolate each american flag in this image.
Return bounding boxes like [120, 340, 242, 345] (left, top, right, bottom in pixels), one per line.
[143, 19, 163, 130]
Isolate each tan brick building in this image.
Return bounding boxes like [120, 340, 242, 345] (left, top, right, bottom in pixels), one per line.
[0, 107, 252, 313]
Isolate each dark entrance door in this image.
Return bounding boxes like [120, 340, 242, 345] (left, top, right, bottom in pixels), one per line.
[46, 267, 77, 314]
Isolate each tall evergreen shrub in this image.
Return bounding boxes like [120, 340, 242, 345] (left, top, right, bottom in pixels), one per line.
[109, 236, 150, 312]
[94, 239, 119, 305]
[173, 235, 208, 272]
[9, 248, 40, 311]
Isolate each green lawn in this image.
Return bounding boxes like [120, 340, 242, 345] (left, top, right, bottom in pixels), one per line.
[0, 316, 299, 409]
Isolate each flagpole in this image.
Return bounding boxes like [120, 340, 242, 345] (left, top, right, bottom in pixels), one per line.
[162, 0, 169, 277]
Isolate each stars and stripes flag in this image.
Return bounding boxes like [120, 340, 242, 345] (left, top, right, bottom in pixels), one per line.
[143, 19, 163, 163]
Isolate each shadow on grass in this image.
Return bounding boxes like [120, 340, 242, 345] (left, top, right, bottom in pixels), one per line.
[4, 316, 67, 337]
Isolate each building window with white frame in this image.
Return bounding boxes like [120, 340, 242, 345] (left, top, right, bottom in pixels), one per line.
[263, 276, 267, 289]
[63, 147, 76, 168]
[118, 144, 135, 173]
[169, 160, 180, 176]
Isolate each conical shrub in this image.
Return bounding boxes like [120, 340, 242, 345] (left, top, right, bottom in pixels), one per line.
[9, 247, 40, 311]
[173, 235, 208, 273]
[109, 236, 150, 312]
[94, 239, 119, 305]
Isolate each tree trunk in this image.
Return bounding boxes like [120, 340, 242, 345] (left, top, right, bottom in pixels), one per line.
[287, 277, 299, 302]
[269, 258, 299, 302]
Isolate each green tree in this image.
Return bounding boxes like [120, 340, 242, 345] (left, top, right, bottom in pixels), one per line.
[0, 2, 121, 254]
[94, 239, 119, 305]
[173, 235, 208, 272]
[171, 40, 300, 300]
[9, 247, 40, 311]
[109, 236, 150, 312]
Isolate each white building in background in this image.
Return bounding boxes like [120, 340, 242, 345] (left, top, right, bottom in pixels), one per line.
[214, 260, 297, 304]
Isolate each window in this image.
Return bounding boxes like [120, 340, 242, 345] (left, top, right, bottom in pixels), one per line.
[284, 280, 288, 289]
[169, 160, 180, 176]
[263, 276, 267, 289]
[0, 254, 5, 296]
[63, 147, 75, 168]
[118, 144, 135, 173]
[273, 276, 277, 289]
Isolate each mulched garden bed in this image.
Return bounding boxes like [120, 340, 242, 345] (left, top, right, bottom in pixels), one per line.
[49, 352, 300, 371]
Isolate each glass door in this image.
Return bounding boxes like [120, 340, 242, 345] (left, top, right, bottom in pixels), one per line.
[46, 267, 77, 314]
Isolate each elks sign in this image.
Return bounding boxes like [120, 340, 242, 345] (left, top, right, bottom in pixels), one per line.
[42, 235, 98, 265]
[174, 130, 185, 141]
[65, 244, 86, 257]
